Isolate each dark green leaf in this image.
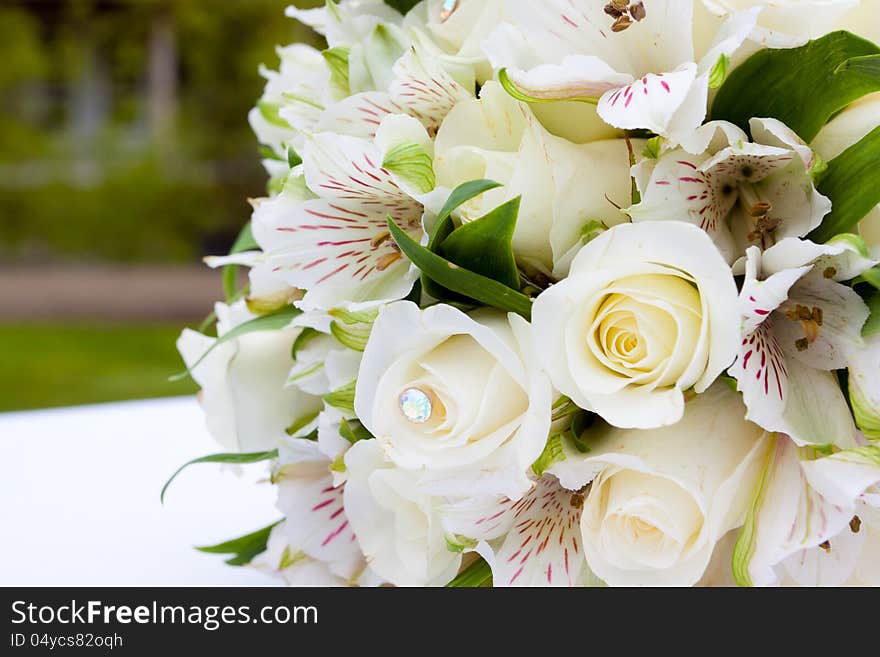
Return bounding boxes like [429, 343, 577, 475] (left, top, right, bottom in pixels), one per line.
[161, 450, 279, 503]
[711, 32, 880, 141]
[222, 222, 260, 302]
[383, 0, 421, 14]
[810, 126, 880, 242]
[171, 307, 301, 382]
[437, 197, 521, 290]
[388, 218, 533, 318]
[196, 520, 283, 567]
[287, 147, 302, 169]
[446, 557, 493, 587]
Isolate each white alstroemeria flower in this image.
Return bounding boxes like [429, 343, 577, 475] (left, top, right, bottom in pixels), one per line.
[695, 0, 861, 55]
[252, 120, 428, 311]
[730, 238, 875, 447]
[287, 0, 404, 50]
[630, 118, 831, 264]
[354, 302, 552, 500]
[176, 301, 322, 453]
[532, 221, 739, 429]
[272, 439, 380, 586]
[812, 92, 880, 254]
[440, 475, 588, 587]
[548, 384, 769, 587]
[343, 439, 463, 586]
[434, 81, 635, 276]
[249, 44, 335, 158]
[735, 437, 880, 587]
[484, 0, 759, 149]
[253, 522, 351, 586]
[404, 0, 505, 82]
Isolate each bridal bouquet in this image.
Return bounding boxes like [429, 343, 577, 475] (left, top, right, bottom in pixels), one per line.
[170, 0, 880, 587]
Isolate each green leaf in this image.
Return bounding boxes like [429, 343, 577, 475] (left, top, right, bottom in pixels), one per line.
[323, 46, 351, 96]
[222, 222, 260, 302]
[810, 126, 880, 242]
[858, 266, 880, 291]
[863, 291, 880, 337]
[257, 100, 292, 129]
[434, 179, 503, 232]
[383, 142, 436, 193]
[324, 380, 357, 416]
[445, 557, 493, 587]
[383, 0, 420, 13]
[711, 31, 880, 142]
[388, 217, 534, 318]
[161, 450, 279, 503]
[339, 418, 374, 444]
[196, 520, 283, 567]
[171, 307, 301, 382]
[437, 197, 521, 290]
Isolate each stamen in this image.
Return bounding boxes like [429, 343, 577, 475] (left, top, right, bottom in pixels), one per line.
[604, 0, 646, 32]
[823, 267, 837, 279]
[371, 231, 391, 248]
[376, 252, 403, 271]
[819, 540, 832, 553]
[850, 516, 862, 533]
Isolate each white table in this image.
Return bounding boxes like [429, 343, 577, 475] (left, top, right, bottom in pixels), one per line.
[0, 397, 280, 586]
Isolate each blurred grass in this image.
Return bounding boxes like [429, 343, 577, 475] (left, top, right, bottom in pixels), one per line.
[0, 323, 197, 412]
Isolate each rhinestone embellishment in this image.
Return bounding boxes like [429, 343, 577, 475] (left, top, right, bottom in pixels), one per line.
[440, 0, 459, 22]
[399, 388, 433, 424]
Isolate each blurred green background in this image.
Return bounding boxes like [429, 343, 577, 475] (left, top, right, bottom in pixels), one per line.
[0, 0, 322, 411]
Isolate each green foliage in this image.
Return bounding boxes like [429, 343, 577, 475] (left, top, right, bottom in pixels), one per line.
[162, 450, 280, 503]
[810, 126, 880, 242]
[711, 31, 880, 142]
[446, 558, 493, 587]
[196, 520, 283, 567]
[0, 323, 197, 412]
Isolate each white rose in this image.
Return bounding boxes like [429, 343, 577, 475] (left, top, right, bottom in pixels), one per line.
[532, 221, 739, 429]
[550, 384, 769, 587]
[434, 81, 634, 276]
[343, 439, 462, 586]
[812, 92, 880, 253]
[354, 301, 551, 499]
[405, 0, 504, 83]
[176, 301, 322, 452]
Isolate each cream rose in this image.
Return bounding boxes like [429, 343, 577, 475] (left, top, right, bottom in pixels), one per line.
[532, 221, 739, 429]
[433, 81, 635, 277]
[549, 384, 769, 587]
[343, 439, 462, 587]
[354, 301, 551, 499]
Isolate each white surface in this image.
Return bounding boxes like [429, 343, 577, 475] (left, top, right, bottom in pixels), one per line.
[0, 397, 281, 586]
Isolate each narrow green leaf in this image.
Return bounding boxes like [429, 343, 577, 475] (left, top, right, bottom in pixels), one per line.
[810, 126, 880, 242]
[171, 307, 301, 382]
[222, 222, 260, 302]
[436, 196, 521, 290]
[287, 147, 302, 169]
[196, 520, 283, 567]
[383, 0, 420, 13]
[446, 557, 493, 587]
[389, 218, 533, 318]
[161, 450, 279, 503]
[711, 31, 880, 141]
